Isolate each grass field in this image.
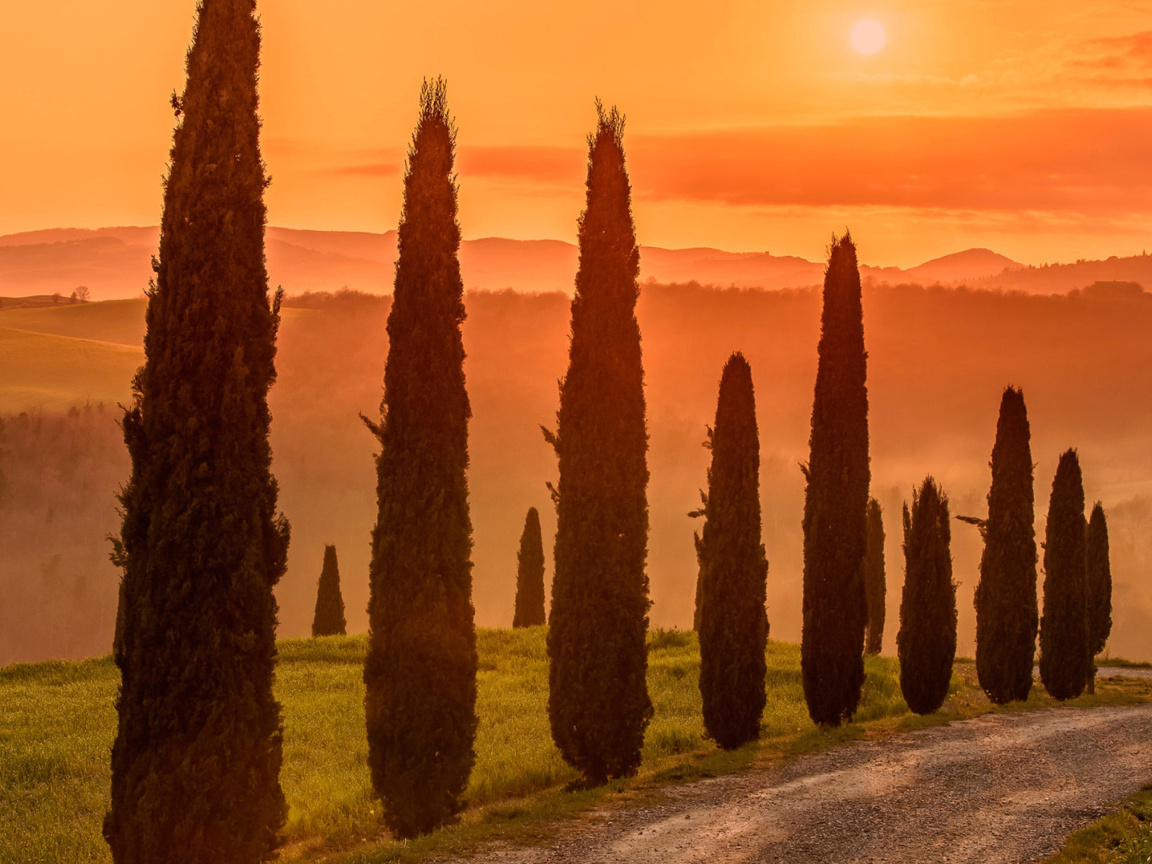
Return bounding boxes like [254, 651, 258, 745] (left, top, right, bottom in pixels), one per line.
[1044, 785, 1152, 864]
[2, 631, 1149, 864]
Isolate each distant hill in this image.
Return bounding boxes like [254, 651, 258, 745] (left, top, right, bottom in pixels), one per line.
[903, 248, 1022, 284]
[971, 254, 1152, 295]
[0, 225, 1101, 300]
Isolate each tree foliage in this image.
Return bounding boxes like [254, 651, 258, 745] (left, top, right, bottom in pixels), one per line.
[105, 0, 289, 859]
[863, 498, 886, 655]
[1039, 449, 1089, 701]
[801, 233, 870, 726]
[512, 508, 546, 627]
[311, 545, 346, 637]
[897, 478, 957, 715]
[545, 103, 652, 784]
[973, 387, 1038, 704]
[363, 79, 477, 838]
[1086, 502, 1112, 659]
[695, 353, 769, 749]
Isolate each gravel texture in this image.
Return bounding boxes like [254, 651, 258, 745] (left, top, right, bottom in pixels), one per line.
[463, 695, 1152, 864]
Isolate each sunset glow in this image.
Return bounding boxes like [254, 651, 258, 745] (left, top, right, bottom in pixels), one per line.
[1, 1, 1151, 264]
[850, 19, 887, 55]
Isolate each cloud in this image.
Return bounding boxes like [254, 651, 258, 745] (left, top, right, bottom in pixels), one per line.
[323, 145, 586, 186]
[457, 146, 584, 187]
[624, 107, 1152, 215]
[1069, 30, 1152, 90]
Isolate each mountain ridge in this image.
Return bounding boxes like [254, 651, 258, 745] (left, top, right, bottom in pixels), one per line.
[4, 226, 1146, 300]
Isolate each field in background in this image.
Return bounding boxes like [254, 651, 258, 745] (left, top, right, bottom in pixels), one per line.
[2, 283, 1152, 665]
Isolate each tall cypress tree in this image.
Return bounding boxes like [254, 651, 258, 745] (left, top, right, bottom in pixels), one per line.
[801, 233, 870, 726]
[363, 79, 477, 838]
[544, 103, 651, 784]
[512, 507, 546, 627]
[1085, 503, 1112, 692]
[973, 387, 1038, 704]
[311, 545, 346, 637]
[696, 353, 769, 749]
[864, 498, 886, 655]
[105, 1, 289, 860]
[897, 478, 957, 715]
[1039, 449, 1089, 701]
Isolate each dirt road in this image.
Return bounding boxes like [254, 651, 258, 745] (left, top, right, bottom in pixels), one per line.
[471, 698, 1152, 864]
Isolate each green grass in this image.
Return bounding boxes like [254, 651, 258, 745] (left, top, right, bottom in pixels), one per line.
[1045, 785, 1152, 863]
[2, 630, 1149, 863]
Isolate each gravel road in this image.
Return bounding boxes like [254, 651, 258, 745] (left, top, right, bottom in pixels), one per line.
[468, 696, 1152, 864]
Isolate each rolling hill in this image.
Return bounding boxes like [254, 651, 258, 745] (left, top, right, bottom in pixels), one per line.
[0, 226, 1051, 300]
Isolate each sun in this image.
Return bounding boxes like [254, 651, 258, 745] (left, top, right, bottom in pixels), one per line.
[850, 19, 887, 55]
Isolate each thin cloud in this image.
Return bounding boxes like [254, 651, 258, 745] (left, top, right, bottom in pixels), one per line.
[625, 107, 1152, 215]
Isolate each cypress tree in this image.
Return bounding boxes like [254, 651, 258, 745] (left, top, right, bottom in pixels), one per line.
[897, 478, 957, 715]
[695, 353, 769, 749]
[311, 545, 346, 637]
[512, 507, 546, 627]
[544, 103, 651, 784]
[1039, 449, 1089, 701]
[973, 387, 1038, 704]
[1085, 503, 1112, 693]
[863, 498, 886, 655]
[363, 79, 477, 838]
[104, 0, 290, 860]
[800, 233, 870, 726]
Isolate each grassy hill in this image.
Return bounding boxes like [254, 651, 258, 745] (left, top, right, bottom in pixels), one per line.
[0, 299, 145, 346]
[0, 325, 140, 413]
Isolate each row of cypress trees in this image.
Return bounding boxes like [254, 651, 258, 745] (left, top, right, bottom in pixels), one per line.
[106, 0, 1117, 856]
[795, 240, 1114, 727]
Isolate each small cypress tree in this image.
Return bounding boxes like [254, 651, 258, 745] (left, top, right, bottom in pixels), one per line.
[1039, 449, 1089, 701]
[105, 0, 290, 860]
[512, 508, 546, 627]
[363, 79, 477, 838]
[863, 498, 886, 655]
[897, 478, 957, 715]
[801, 233, 870, 726]
[544, 103, 652, 784]
[311, 545, 347, 637]
[695, 353, 769, 749]
[973, 387, 1038, 704]
[1085, 502, 1112, 693]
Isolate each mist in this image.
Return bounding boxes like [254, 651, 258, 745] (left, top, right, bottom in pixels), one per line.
[1, 280, 1149, 665]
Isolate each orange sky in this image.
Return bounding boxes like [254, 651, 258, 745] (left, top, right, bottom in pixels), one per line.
[3, 0, 1152, 266]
